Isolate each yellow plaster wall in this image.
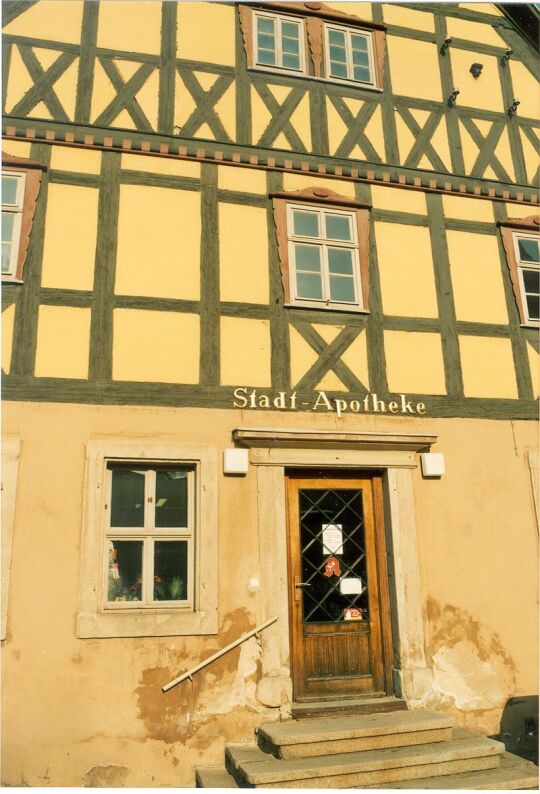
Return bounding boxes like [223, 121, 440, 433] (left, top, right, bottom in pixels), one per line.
[289, 325, 318, 387]
[504, 203, 538, 220]
[442, 194, 494, 222]
[115, 185, 200, 301]
[34, 306, 90, 379]
[382, 5, 434, 32]
[324, 2, 372, 20]
[121, 153, 200, 179]
[97, 1, 162, 54]
[41, 184, 99, 292]
[177, 2, 236, 66]
[446, 231, 508, 325]
[220, 318, 271, 386]
[282, 173, 357, 198]
[387, 37, 442, 101]
[371, 185, 426, 215]
[340, 329, 370, 389]
[1, 304, 15, 375]
[510, 61, 540, 122]
[449, 50, 503, 113]
[4, 46, 38, 116]
[112, 309, 199, 383]
[219, 204, 269, 305]
[3, 1, 83, 44]
[50, 146, 102, 175]
[218, 165, 267, 194]
[2, 141, 32, 159]
[384, 331, 446, 394]
[375, 223, 439, 318]
[446, 16, 507, 47]
[459, 336, 518, 398]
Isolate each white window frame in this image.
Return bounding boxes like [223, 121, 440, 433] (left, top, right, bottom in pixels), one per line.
[77, 441, 218, 638]
[286, 203, 364, 312]
[324, 23, 376, 87]
[252, 10, 306, 76]
[513, 231, 540, 327]
[104, 464, 195, 610]
[2, 170, 26, 279]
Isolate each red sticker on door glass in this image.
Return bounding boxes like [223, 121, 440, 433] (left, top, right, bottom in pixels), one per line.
[324, 556, 341, 577]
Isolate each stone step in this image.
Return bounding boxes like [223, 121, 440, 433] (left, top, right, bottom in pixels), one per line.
[291, 695, 407, 720]
[195, 767, 238, 788]
[226, 734, 505, 788]
[367, 751, 539, 790]
[258, 709, 455, 759]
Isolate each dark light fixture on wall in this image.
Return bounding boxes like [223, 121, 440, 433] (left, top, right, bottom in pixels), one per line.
[507, 99, 520, 117]
[440, 37, 452, 54]
[447, 89, 460, 107]
[501, 48, 513, 65]
[469, 63, 483, 78]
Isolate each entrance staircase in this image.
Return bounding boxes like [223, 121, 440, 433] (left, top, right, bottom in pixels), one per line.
[195, 708, 538, 789]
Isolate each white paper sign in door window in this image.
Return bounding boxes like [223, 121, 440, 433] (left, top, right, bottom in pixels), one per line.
[340, 577, 364, 595]
[322, 524, 343, 554]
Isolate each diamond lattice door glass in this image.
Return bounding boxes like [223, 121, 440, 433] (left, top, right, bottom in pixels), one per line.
[299, 489, 369, 624]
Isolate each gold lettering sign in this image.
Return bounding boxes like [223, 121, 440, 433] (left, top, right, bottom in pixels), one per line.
[232, 388, 426, 416]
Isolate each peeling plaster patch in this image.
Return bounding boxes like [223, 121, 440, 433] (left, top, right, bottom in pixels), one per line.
[83, 765, 129, 787]
[196, 637, 260, 717]
[425, 599, 516, 719]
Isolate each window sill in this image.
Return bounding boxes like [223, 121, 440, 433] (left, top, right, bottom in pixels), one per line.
[77, 607, 218, 638]
[248, 66, 382, 92]
[2, 278, 24, 285]
[285, 301, 370, 315]
[520, 322, 540, 329]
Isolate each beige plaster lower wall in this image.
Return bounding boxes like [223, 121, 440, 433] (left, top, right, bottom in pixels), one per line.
[1, 402, 538, 786]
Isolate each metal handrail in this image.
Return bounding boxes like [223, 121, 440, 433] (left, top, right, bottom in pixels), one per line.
[162, 616, 278, 692]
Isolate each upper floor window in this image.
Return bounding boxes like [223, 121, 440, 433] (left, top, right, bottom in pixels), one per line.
[272, 186, 371, 313]
[239, 3, 385, 90]
[254, 11, 305, 74]
[514, 233, 539, 324]
[325, 24, 375, 86]
[498, 215, 540, 327]
[1, 151, 46, 283]
[2, 171, 26, 279]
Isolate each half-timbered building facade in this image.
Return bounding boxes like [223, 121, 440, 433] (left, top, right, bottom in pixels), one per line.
[1, 0, 538, 786]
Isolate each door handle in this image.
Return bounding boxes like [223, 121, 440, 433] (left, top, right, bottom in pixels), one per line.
[294, 576, 311, 602]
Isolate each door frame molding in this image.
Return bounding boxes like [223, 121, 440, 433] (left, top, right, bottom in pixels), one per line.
[238, 428, 436, 713]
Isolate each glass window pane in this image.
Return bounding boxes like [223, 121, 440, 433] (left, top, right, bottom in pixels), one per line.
[257, 32, 275, 50]
[110, 467, 145, 527]
[351, 33, 368, 51]
[330, 275, 356, 302]
[2, 213, 14, 242]
[296, 272, 323, 300]
[330, 61, 348, 78]
[295, 243, 322, 272]
[518, 238, 540, 263]
[329, 45, 347, 63]
[282, 53, 300, 70]
[257, 49, 276, 65]
[328, 248, 354, 275]
[293, 210, 319, 238]
[282, 36, 300, 54]
[352, 49, 370, 67]
[155, 468, 188, 527]
[353, 66, 371, 82]
[2, 243, 12, 274]
[523, 268, 540, 294]
[325, 214, 352, 241]
[153, 541, 188, 601]
[526, 294, 539, 320]
[2, 176, 19, 206]
[282, 21, 299, 39]
[257, 16, 275, 34]
[328, 29, 345, 47]
[107, 540, 143, 602]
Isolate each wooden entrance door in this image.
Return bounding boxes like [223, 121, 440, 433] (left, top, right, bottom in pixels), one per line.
[286, 472, 393, 701]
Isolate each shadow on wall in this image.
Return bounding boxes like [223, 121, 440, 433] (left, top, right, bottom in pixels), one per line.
[490, 696, 538, 765]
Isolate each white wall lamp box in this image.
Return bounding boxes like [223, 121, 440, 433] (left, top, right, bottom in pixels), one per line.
[223, 448, 249, 475]
[420, 452, 445, 477]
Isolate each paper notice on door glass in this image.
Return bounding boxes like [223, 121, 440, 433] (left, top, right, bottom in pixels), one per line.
[340, 577, 364, 595]
[322, 524, 343, 555]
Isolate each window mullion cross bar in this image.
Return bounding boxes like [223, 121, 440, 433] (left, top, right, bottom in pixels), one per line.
[345, 30, 354, 81]
[144, 469, 155, 604]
